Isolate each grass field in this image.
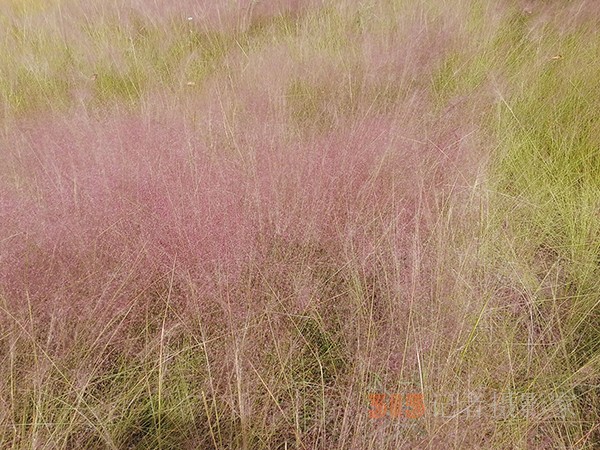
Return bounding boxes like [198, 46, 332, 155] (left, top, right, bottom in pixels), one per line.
[1, 0, 599, 448]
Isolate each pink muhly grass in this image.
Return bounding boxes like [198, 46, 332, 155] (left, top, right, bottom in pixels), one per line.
[0, 1, 503, 447]
[1, 116, 250, 331]
[0, 97, 469, 337]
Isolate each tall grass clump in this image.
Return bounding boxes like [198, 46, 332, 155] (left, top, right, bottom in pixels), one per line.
[484, 5, 600, 446]
[1, 0, 599, 448]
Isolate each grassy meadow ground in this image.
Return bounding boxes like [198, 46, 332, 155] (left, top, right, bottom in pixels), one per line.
[1, 0, 599, 448]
